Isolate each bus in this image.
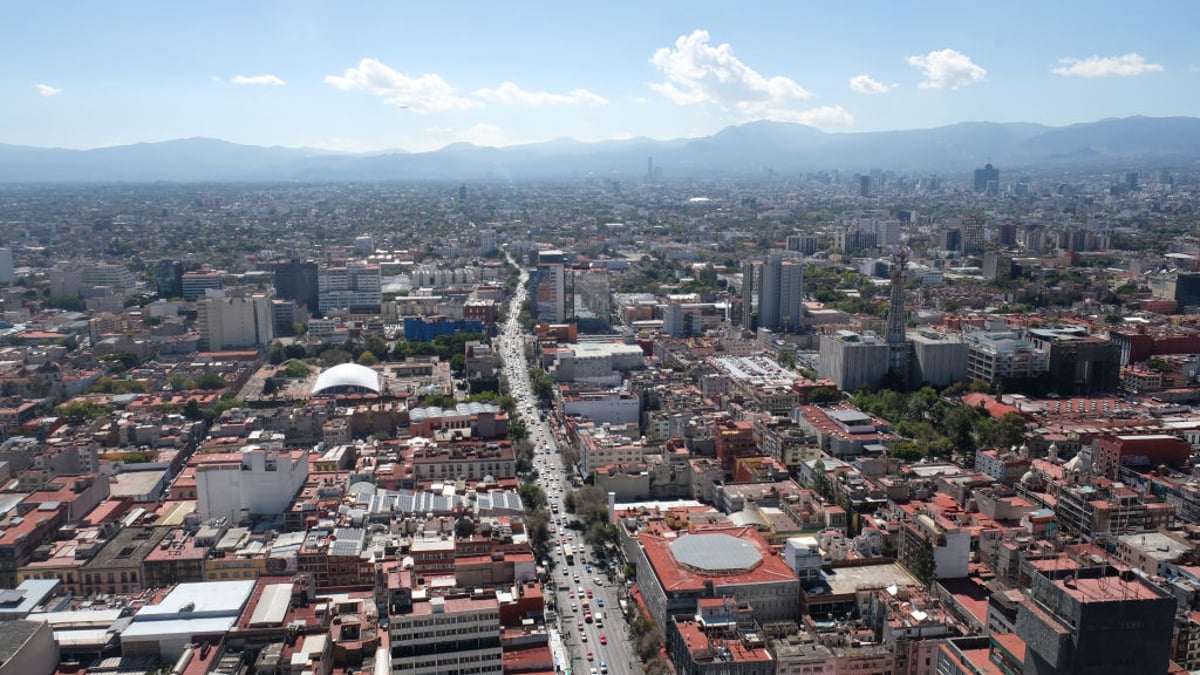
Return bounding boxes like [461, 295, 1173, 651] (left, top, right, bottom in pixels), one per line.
[580, 598, 590, 612]
[564, 548, 575, 565]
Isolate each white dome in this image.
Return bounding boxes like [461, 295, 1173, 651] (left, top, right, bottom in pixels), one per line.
[311, 363, 382, 396]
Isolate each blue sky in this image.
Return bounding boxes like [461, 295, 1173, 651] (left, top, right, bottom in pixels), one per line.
[2, 1, 1197, 152]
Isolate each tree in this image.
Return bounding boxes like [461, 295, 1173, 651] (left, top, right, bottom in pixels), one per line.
[507, 416, 529, 442]
[261, 378, 279, 396]
[524, 508, 551, 558]
[585, 521, 617, 547]
[283, 344, 307, 360]
[519, 483, 547, 511]
[777, 351, 796, 368]
[183, 399, 203, 421]
[908, 537, 936, 586]
[283, 360, 311, 378]
[574, 485, 609, 525]
[196, 372, 227, 390]
[449, 353, 466, 374]
[889, 441, 924, 461]
[267, 342, 286, 365]
[810, 459, 834, 501]
[563, 490, 577, 514]
[56, 400, 112, 422]
[454, 516, 476, 539]
[356, 350, 379, 366]
[807, 387, 838, 404]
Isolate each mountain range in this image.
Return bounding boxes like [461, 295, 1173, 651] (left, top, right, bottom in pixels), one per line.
[2, 116, 1198, 183]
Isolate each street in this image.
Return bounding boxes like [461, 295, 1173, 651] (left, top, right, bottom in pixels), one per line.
[500, 259, 642, 675]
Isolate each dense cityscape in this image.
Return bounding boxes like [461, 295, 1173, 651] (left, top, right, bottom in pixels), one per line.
[0, 152, 1197, 675]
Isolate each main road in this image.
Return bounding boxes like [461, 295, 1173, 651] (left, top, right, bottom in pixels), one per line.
[500, 257, 641, 675]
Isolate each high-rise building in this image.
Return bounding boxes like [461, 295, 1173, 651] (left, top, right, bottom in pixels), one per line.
[743, 254, 805, 333]
[274, 260, 319, 315]
[534, 250, 566, 322]
[388, 594, 502, 675]
[885, 251, 911, 385]
[974, 163, 1000, 195]
[1016, 566, 1175, 674]
[197, 295, 275, 351]
[571, 266, 610, 331]
[859, 174, 871, 197]
[196, 446, 309, 522]
[318, 262, 381, 315]
[0, 248, 14, 285]
[819, 330, 889, 393]
[961, 216, 986, 255]
[181, 270, 222, 299]
[154, 259, 183, 298]
[82, 263, 137, 297]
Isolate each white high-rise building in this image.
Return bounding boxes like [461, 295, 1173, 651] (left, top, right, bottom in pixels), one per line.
[318, 262, 382, 314]
[197, 295, 274, 351]
[196, 446, 309, 522]
[390, 595, 502, 675]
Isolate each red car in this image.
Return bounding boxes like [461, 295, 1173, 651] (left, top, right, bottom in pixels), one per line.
[599, 633, 607, 645]
[587, 651, 594, 661]
[586, 589, 593, 598]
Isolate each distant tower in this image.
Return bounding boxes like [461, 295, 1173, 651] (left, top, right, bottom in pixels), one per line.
[459, 183, 467, 201]
[885, 249, 911, 386]
[647, 156, 654, 183]
[859, 175, 871, 198]
[974, 163, 999, 195]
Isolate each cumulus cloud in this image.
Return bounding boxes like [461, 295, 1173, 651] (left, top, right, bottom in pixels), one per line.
[231, 74, 286, 86]
[1051, 53, 1164, 78]
[35, 83, 61, 97]
[849, 75, 896, 94]
[760, 105, 854, 128]
[474, 82, 607, 106]
[906, 49, 987, 90]
[649, 29, 811, 110]
[324, 57, 480, 112]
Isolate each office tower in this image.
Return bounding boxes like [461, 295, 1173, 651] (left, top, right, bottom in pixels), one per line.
[318, 262, 382, 315]
[458, 183, 467, 201]
[154, 259, 183, 298]
[478, 228, 496, 254]
[859, 174, 871, 197]
[274, 260, 319, 315]
[197, 295, 275, 351]
[785, 234, 818, 255]
[744, 254, 804, 333]
[1126, 171, 1138, 191]
[571, 266, 610, 331]
[0, 248, 14, 284]
[647, 156, 654, 183]
[939, 228, 962, 252]
[82, 263, 138, 296]
[974, 163, 1000, 194]
[885, 250, 910, 385]
[534, 250, 566, 322]
[740, 258, 761, 330]
[181, 270, 223, 299]
[353, 234, 375, 255]
[997, 221, 1018, 247]
[961, 216, 986, 255]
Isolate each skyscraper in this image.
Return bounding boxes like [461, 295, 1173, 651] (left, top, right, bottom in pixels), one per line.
[885, 250, 910, 385]
[535, 250, 566, 323]
[743, 254, 805, 333]
[274, 260, 319, 315]
[974, 163, 999, 195]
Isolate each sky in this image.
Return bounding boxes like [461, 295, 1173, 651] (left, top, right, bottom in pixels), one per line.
[2, 1, 1198, 153]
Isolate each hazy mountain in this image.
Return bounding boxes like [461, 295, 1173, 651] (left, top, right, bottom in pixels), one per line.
[0, 116, 1196, 183]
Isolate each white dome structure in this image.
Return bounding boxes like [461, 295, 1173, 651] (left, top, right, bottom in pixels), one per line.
[311, 363, 382, 396]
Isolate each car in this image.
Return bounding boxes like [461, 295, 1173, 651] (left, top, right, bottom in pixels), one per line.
[581, 633, 587, 642]
[586, 589, 593, 598]
[586, 651, 593, 661]
[590, 669, 598, 675]
[596, 597, 604, 607]
[599, 633, 607, 645]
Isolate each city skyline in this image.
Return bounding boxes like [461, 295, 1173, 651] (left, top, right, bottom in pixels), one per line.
[3, 1, 1198, 153]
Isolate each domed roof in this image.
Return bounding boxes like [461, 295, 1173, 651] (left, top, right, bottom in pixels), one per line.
[311, 363, 382, 396]
[669, 533, 763, 574]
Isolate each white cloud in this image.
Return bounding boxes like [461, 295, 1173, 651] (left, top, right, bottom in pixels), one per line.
[1051, 53, 1164, 78]
[906, 49, 987, 90]
[849, 75, 896, 94]
[324, 57, 480, 112]
[34, 83, 61, 97]
[610, 131, 636, 141]
[474, 81, 607, 106]
[758, 105, 854, 128]
[649, 29, 811, 110]
[231, 74, 286, 86]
